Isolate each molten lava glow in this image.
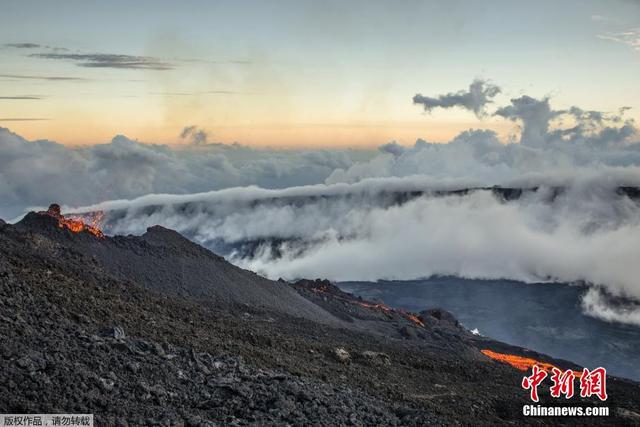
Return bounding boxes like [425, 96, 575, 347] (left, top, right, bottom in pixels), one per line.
[308, 283, 425, 327]
[399, 310, 426, 327]
[39, 204, 105, 238]
[481, 349, 582, 377]
[357, 301, 393, 313]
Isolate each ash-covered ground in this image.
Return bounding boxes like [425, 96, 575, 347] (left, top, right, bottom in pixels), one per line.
[1, 210, 639, 426]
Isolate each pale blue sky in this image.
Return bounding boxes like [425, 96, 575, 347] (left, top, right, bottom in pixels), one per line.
[1, 0, 639, 147]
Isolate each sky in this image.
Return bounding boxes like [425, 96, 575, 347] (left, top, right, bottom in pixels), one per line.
[1, 0, 639, 148]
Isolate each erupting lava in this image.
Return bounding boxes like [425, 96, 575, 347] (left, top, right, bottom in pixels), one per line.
[39, 204, 105, 238]
[481, 349, 582, 377]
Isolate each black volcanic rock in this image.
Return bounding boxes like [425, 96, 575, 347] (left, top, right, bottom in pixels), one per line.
[420, 308, 460, 328]
[18, 211, 60, 231]
[1, 214, 640, 425]
[0, 272, 418, 425]
[14, 213, 343, 325]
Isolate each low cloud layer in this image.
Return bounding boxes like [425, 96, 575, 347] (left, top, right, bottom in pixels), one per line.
[74, 173, 640, 326]
[0, 128, 357, 219]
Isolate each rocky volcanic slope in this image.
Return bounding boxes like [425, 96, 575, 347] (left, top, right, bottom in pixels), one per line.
[15, 211, 340, 325]
[1, 212, 640, 426]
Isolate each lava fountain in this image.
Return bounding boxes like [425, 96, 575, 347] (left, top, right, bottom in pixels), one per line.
[38, 204, 105, 238]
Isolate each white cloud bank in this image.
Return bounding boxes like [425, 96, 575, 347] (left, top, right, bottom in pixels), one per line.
[78, 174, 640, 326]
[0, 128, 359, 219]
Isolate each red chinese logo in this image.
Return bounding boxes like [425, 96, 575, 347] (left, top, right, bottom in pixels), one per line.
[550, 367, 575, 399]
[580, 367, 608, 401]
[521, 365, 547, 402]
[522, 366, 607, 402]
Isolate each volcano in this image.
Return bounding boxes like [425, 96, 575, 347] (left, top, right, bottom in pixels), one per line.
[1, 206, 639, 425]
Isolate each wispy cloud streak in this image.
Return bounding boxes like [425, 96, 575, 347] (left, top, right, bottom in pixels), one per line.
[0, 73, 86, 81]
[0, 96, 43, 100]
[30, 53, 174, 70]
[0, 118, 49, 121]
[598, 28, 640, 51]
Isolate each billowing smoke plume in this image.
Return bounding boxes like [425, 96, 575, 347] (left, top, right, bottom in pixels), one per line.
[413, 79, 501, 117]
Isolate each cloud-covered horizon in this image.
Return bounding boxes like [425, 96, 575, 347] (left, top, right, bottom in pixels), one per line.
[0, 127, 358, 219]
[2, 80, 639, 219]
[3, 80, 640, 326]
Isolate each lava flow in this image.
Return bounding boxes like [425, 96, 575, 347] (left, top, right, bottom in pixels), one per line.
[39, 204, 105, 238]
[306, 282, 426, 327]
[481, 349, 582, 377]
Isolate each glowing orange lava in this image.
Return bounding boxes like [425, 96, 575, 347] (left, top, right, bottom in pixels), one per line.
[39, 204, 105, 238]
[398, 310, 426, 327]
[481, 349, 582, 377]
[308, 284, 425, 327]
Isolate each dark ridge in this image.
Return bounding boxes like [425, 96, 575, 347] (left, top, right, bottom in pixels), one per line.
[15, 212, 342, 324]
